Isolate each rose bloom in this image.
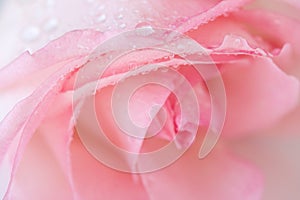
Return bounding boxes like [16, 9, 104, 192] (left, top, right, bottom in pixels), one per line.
[1, 0, 300, 199]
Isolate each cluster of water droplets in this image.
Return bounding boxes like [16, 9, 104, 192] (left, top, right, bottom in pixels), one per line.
[19, 0, 189, 49]
[20, 0, 59, 43]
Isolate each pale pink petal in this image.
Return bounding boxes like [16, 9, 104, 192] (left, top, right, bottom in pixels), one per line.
[8, 93, 75, 200]
[138, 136, 263, 200]
[0, 30, 98, 198]
[219, 57, 299, 136]
[232, 10, 300, 73]
[2, 1, 294, 199]
[229, 133, 300, 199]
[175, 0, 252, 33]
[0, 30, 103, 122]
[246, 0, 300, 21]
[70, 134, 149, 200]
[183, 10, 300, 137]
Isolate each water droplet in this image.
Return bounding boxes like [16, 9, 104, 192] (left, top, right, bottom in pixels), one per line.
[43, 18, 58, 32]
[119, 23, 127, 29]
[234, 38, 242, 46]
[106, 26, 112, 31]
[116, 14, 124, 19]
[135, 23, 155, 36]
[22, 26, 40, 42]
[135, 22, 151, 28]
[96, 14, 106, 23]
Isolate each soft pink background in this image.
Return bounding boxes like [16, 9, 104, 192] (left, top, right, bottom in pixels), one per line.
[0, 0, 300, 199]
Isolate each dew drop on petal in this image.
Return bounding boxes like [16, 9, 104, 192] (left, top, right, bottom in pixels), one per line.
[234, 38, 242, 46]
[43, 18, 58, 32]
[119, 23, 127, 29]
[22, 26, 40, 42]
[106, 26, 112, 31]
[135, 22, 151, 28]
[96, 14, 106, 23]
[135, 23, 155, 36]
[116, 14, 124, 19]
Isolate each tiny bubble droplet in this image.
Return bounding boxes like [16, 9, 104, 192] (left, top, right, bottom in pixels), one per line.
[96, 14, 106, 23]
[119, 23, 127, 29]
[234, 38, 242, 46]
[135, 22, 151, 28]
[117, 14, 124, 19]
[22, 26, 40, 42]
[135, 23, 155, 36]
[43, 18, 58, 32]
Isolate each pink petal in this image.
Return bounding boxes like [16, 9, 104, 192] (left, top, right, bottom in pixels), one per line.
[0, 30, 103, 121]
[232, 10, 300, 73]
[70, 134, 149, 200]
[8, 93, 75, 199]
[229, 132, 300, 199]
[219, 57, 299, 136]
[184, 10, 300, 136]
[70, 132, 263, 200]
[0, 29, 103, 198]
[138, 136, 263, 200]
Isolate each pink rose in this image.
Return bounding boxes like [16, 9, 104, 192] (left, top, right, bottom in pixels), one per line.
[0, 0, 300, 200]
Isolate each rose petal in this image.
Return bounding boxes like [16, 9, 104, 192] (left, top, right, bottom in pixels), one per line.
[0, 30, 103, 122]
[232, 10, 300, 73]
[138, 136, 263, 200]
[219, 57, 299, 136]
[8, 93, 75, 199]
[70, 133, 149, 200]
[229, 133, 300, 199]
[0, 31, 107, 197]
